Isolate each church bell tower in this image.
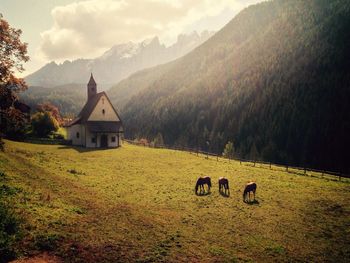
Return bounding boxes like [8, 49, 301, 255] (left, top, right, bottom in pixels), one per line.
[87, 73, 97, 100]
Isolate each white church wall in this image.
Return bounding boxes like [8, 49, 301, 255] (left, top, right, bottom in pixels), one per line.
[85, 130, 120, 148]
[67, 124, 84, 146]
[85, 129, 99, 148]
[108, 133, 119, 148]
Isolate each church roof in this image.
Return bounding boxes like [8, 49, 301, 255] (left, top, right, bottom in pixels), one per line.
[86, 121, 122, 133]
[66, 74, 122, 130]
[67, 92, 104, 126]
[66, 91, 122, 127]
[88, 73, 96, 86]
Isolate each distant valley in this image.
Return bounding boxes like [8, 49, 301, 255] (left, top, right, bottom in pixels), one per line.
[20, 0, 350, 174]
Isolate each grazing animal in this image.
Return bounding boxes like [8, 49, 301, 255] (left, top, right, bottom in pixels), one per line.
[195, 176, 212, 194]
[218, 177, 229, 193]
[243, 182, 257, 202]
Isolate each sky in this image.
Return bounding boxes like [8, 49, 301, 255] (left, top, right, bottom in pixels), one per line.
[0, 0, 262, 76]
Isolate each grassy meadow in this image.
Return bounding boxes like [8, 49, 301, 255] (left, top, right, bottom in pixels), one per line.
[0, 140, 349, 262]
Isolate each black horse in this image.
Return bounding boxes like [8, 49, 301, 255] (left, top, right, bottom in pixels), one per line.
[243, 182, 257, 202]
[218, 177, 229, 195]
[195, 176, 211, 195]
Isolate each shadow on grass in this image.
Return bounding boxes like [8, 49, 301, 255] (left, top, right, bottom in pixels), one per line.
[195, 191, 211, 196]
[57, 145, 120, 153]
[244, 199, 259, 205]
[219, 190, 230, 198]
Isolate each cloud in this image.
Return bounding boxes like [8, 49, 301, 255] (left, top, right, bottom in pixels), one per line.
[39, 0, 259, 61]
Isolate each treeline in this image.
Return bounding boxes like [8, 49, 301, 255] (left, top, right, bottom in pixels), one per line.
[110, 0, 350, 173]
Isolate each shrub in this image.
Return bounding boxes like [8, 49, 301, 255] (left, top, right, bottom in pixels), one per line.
[53, 133, 64, 140]
[31, 111, 59, 137]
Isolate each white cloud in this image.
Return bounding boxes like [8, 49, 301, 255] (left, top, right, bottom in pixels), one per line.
[39, 0, 260, 61]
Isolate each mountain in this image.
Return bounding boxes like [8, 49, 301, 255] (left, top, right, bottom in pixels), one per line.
[107, 0, 350, 173]
[25, 31, 214, 88]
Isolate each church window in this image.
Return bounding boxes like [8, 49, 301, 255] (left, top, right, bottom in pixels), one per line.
[76, 132, 80, 138]
[102, 98, 105, 104]
[91, 137, 96, 143]
[102, 109, 105, 115]
[111, 136, 116, 142]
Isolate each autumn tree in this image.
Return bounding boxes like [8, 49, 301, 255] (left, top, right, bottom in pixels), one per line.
[153, 132, 164, 147]
[36, 103, 62, 125]
[0, 13, 29, 145]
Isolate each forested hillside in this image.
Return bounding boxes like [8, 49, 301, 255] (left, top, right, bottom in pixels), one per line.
[108, 0, 350, 173]
[20, 84, 86, 117]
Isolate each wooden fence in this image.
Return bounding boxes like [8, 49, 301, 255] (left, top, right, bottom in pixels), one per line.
[123, 139, 350, 181]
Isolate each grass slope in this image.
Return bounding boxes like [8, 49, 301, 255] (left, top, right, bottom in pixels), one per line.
[0, 140, 349, 262]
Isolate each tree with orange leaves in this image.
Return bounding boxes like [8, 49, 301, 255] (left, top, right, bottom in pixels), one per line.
[36, 103, 63, 125]
[0, 13, 30, 147]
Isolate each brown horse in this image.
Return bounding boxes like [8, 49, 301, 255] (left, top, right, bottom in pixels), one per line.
[195, 176, 211, 194]
[218, 177, 229, 194]
[243, 182, 257, 202]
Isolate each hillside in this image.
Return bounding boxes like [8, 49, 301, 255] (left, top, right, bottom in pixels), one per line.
[0, 140, 349, 262]
[19, 84, 86, 117]
[107, 0, 350, 174]
[25, 31, 214, 88]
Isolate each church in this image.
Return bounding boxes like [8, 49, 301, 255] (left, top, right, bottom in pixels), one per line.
[66, 74, 123, 148]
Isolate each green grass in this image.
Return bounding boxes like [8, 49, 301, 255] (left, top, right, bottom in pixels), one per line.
[0, 140, 349, 262]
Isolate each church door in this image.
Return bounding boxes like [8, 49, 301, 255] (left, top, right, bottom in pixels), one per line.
[101, 135, 108, 148]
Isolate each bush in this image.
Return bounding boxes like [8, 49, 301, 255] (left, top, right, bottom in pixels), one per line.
[52, 133, 64, 140]
[31, 111, 59, 137]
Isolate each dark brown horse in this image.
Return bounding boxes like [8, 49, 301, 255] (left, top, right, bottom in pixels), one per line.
[195, 176, 211, 194]
[243, 182, 257, 202]
[218, 177, 229, 194]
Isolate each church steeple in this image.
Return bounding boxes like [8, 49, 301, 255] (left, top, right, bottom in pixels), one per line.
[87, 73, 97, 100]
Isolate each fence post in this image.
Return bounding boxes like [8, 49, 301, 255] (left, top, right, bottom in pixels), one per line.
[240, 159, 242, 165]
[304, 167, 306, 175]
[269, 162, 271, 169]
